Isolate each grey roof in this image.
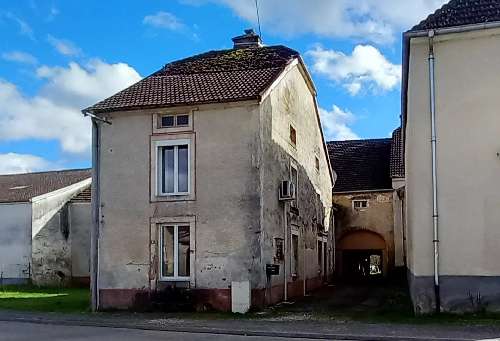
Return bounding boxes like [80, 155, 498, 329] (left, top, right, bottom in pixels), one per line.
[411, 0, 500, 31]
[85, 45, 299, 113]
[0, 169, 91, 203]
[390, 127, 404, 178]
[327, 139, 392, 193]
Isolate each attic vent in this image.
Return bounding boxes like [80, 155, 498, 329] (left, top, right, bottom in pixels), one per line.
[232, 29, 262, 49]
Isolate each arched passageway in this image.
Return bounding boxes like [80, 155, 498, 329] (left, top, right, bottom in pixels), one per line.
[337, 230, 387, 282]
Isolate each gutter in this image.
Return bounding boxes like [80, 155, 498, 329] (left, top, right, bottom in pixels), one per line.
[83, 109, 111, 312]
[401, 21, 500, 313]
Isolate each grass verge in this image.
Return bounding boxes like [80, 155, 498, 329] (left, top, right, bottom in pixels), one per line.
[0, 285, 89, 313]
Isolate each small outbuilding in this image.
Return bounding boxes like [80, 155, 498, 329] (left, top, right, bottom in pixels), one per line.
[0, 169, 92, 286]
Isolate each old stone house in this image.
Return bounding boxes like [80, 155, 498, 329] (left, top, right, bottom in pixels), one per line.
[403, 0, 500, 313]
[0, 169, 91, 286]
[83, 30, 334, 312]
[327, 129, 404, 282]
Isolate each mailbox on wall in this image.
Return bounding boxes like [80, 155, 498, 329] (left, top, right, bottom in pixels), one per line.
[266, 264, 280, 276]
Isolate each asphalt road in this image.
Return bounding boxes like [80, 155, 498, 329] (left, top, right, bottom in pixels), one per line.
[0, 321, 337, 341]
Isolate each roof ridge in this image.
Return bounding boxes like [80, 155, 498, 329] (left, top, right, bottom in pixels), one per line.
[327, 138, 392, 144]
[0, 168, 91, 177]
[162, 44, 298, 68]
[410, 0, 500, 32]
[151, 65, 284, 77]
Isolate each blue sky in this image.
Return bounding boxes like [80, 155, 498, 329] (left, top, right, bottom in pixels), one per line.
[0, 0, 446, 174]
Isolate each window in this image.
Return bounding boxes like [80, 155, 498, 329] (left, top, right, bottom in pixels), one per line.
[275, 238, 284, 261]
[289, 125, 297, 146]
[317, 240, 323, 274]
[157, 140, 190, 196]
[160, 113, 190, 128]
[290, 163, 298, 208]
[315, 156, 320, 172]
[291, 234, 299, 276]
[353, 199, 368, 210]
[161, 115, 175, 127]
[160, 224, 190, 280]
[176, 114, 189, 126]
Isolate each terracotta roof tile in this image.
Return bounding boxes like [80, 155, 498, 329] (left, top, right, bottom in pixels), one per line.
[412, 0, 500, 31]
[390, 127, 405, 178]
[85, 45, 299, 113]
[328, 139, 392, 193]
[0, 169, 91, 203]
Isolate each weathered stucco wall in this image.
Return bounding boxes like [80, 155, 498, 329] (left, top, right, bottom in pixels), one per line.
[406, 27, 500, 313]
[258, 63, 334, 303]
[98, 102, 261, 309]
[392, 179, 405, 268]
[31, 180, 91, 286]
[333, 191, 394, 276]
[70, 202, 91, 280]
[0, 203, 31, 283]
[97, 62, 333, 310]
[32, 204, 72, 285]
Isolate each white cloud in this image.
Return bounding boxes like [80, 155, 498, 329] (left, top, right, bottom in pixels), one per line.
[2, 51, 38, 65]
[0, 153, 53, 175]
[143, 11, 185, 31]
[0, 60, 141, 154]
[320, 105, 359, 141]
[47, 35, 81, 56]
[4, 12, 35, 40]
[192, 0, 447, 44]
[307, 45, 401, 95]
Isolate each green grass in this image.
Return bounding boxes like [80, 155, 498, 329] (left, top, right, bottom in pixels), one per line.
[0, 285, 90, 313]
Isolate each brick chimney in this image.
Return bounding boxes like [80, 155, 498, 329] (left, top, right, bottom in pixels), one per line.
[232, 29, 262, 49]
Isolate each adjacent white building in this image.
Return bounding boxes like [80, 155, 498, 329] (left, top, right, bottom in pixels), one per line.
[0, 169, 91, 286]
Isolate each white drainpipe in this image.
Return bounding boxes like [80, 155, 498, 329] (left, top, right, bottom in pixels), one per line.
[427, 30, 440, 313]
[90, 119, 100, 312]
[82, 110, 110, 312]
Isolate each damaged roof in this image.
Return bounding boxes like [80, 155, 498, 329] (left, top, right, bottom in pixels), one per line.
[327, 139, 393, 193]
[0, 169, 91, 203]
[85, 45, 299, 113]
[411, 0, 500, 31]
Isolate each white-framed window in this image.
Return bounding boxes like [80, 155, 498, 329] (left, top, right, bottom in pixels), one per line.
[159, 224, 191, 281]
[156, 139, 191, 196]
[160, 113, 190, 128]
[352, 199, 369, 210]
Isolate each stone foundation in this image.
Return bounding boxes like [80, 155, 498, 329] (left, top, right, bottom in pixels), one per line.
[408, 270, 500, 314]
[99, 277, 326, 312]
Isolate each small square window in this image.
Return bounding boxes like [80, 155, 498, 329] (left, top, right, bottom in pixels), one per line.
[161, 115, 175, 127]
[353, 200, 368, 209]
[290, 125, 297, 146]
[176, 114, 189, 126]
